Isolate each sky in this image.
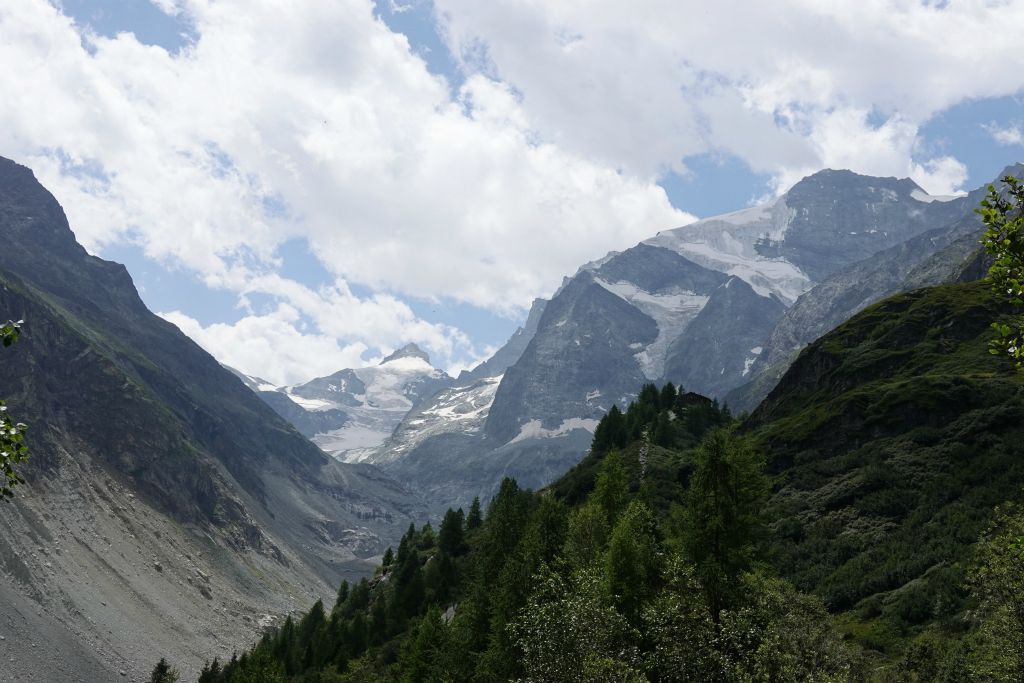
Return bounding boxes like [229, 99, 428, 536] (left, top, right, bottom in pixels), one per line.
[1, 0, 1023, 385]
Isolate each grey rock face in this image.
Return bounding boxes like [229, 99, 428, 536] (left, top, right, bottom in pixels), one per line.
[381, 342, 432, 365]
[379, 374, 503, 466]
[457, 298, 548, 384]
[485, 271, 659, 444]
[224, 365, 351, 437]
[237, 344, 455, 463]
[594, 242, 728, 294]
[726, 165, 1024, 412]
[381, 427, 593, 516]
[258, 390, 351, 437]
[291, 368, 367, 407]
[663, 277, 785, 399]
[242, 165, 1021, 521]
[758, 169, 965, 280]
[289, 351, 454, 462]
[347, 301, 553, 504]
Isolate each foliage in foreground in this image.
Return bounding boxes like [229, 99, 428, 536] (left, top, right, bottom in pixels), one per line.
[0, 318, 28, 498]
[979, 173, 1024, 365]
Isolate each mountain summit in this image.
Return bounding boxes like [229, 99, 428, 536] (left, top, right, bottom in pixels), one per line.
[381, 342, 431, 365]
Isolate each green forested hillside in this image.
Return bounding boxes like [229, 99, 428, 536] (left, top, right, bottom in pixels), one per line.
[182, 280, 1024, 682]
[750, 279, 1024, 661]
[187, 388, 860, 682]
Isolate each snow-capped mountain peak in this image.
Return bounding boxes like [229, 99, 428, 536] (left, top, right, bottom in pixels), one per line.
[280, 350, 453, 462]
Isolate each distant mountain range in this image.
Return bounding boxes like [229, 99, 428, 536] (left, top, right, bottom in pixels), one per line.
[249, 165, 1021, 513]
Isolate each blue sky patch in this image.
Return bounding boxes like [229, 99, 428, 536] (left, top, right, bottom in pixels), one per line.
[59, 0, 194, 52]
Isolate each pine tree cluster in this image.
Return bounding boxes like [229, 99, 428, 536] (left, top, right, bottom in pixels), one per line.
[177, 384, 863, 682]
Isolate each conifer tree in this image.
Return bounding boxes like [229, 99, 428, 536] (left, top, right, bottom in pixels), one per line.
[231, 650, 286, 683]
[483, 495, 569, 679]
[593, 449, 630, 526]
[651, 410, 673, 447]
[341, 578, 369, 618]
[392, 535, 425, 624]
[658, 381, 677, 410]
[466, 496, 483, 531]
[480, 478, 531, 579]
[681, 430, 767, 620]
[434, 509, 466, 603]
[449, 579, 492, 675]
[591, 404, 626, 453]
[149, 658, 179, 683]
[563, 502, 610, 569]
[604, 500, 658, 624]
[300, 599, 326, 640]
[349, 611, 369, 657]
[638, 383, 660, 407]
[397, 606, 452, 683]
[521, 495, 568, 567]
[197, 658, 221, 683]
[334, 580, 350, 611]
[272, 616, 296, 672]
[418, 521, 435, 550]
[298, 599, 326, 669]
[438, 507, 466, 557]
[370, 595, 389, 645]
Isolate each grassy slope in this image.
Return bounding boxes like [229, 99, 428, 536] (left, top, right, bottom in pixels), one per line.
[747, 280, 1024, 653]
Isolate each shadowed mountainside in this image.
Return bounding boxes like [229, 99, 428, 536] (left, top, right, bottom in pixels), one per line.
[0, 156, 427, 681]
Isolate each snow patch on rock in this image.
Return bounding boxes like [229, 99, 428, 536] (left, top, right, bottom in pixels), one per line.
[910, 188, 962, 203]
[645, 197, 812, 304]
[278, 354, 453, 462]
[595, 277, 709, 379]
[370, 375, 505, 464]
[508, 417, 601, 445]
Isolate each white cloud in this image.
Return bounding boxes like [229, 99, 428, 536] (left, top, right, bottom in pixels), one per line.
[0, 0, 691, 381]
[769, 108, 968, 195]
[985, 122, 1024, 146]
[161, 306, 369, 386]
[435, 0, 1024, 193]
[161, 273, 496, 385]
[3, 0, 1023, 381]
[234, 272, 485, 372]
[0, 0, 689, 308]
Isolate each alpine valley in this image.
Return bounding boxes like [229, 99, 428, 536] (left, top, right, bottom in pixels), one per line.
[3, 150, 1024, 682]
